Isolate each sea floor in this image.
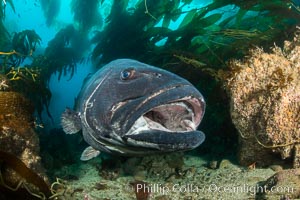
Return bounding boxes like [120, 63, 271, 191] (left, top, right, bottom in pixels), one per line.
[48, 153, 283, 200]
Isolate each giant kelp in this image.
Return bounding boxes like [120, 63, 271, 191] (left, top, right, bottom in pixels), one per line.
[71, 0, 103, 32]
[0, 0, 15, 49]
[40, 0, 61, 27]
[11, 30, 41, 56]
[1, 25, 85, 118]
[1, 25, 84, 119]
[0, 28, 52, 120]
[6, 30, 42, 67]
[0, 151, 51, 199]
[91, 0, 300, 67]
[0, 151, 79, 199]
[0, 24, 86, 120]
[36, 24, 88, 81]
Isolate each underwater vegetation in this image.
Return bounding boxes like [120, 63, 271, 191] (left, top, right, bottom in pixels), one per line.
[0, 0, 14, 49]
[1, 21, 86, 120]
[0, 151, 51, 199]
[35, 24, 88, 82]
[91, 0, 300, 68]
[0, 28, 51, 120]
[40, 0, 61, 27]
[71, 0, 103, 33]
[10, 30, 41, 66]
[0, 2, 50, 119]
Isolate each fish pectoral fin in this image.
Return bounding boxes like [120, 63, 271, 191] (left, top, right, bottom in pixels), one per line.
[61, 108, 81, 134]
[80, 146, 101, 161]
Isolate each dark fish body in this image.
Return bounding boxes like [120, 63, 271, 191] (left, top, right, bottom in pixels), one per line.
[61, 59, 205, 160]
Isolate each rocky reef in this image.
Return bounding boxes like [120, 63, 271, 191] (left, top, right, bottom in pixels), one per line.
[44, 153, 282, 200]
[258, 168, 300, 199]
[225, 31, 300, 168]
[0, 91, 49, 198]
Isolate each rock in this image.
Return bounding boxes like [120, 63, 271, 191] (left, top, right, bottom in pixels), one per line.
[225, 30, 300, 168]
[138, 153, 184, 178]
[219, 159, 232, 169]
[0, 92, 48, 188]
[269, 165, 283, 172]
[155, 195, 171, 200]
[208, 160, 218, 169]
[133, 170, 147, 181]
[123, 157, 142, 175]
[258, 169, 300, 199]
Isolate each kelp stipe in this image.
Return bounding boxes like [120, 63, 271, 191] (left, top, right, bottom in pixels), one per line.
[0, 150, 51, 199]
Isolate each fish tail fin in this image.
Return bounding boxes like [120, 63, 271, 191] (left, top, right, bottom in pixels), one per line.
[61, 108, 82, 134]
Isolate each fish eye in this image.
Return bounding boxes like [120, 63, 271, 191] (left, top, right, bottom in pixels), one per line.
[120, 68, 135, 80]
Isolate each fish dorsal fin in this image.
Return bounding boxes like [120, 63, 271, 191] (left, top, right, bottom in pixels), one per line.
[80, 146, 101, 161]
[61, 108, 82, 134]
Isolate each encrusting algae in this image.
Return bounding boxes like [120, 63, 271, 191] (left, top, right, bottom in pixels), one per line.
[225, 30, 300, 168]
[176, 28, 300, 168]
[0, 91, 49, 199]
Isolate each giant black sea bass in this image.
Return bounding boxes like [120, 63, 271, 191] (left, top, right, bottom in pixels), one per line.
[61, 59, 206, 161]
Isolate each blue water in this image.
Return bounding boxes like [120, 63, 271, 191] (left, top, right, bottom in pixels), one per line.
[4, 0, 98, 129]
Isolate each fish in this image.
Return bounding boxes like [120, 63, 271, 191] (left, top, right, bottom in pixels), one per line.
[61, 59, 206, 161]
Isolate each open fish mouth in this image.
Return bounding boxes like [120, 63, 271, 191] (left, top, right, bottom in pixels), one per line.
[123, 96, 205, 151]
[126, 97, 203, 135]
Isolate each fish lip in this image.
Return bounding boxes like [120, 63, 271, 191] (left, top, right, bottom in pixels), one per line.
[123, 130, 206, 151]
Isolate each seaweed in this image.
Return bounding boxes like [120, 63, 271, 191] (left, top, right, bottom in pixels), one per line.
[0, 25, 90, 120]
[0, 28, 52, 121]
[0, 151, 81, 199]
[0, 0, 15, 21]
[71, 0, 102, 32]
[40, 0, 60, 27]
[0, 29, 41, 70]
[0, 150, 51, 199]
[39, 25, 87, 81]
[0, 0, 15, 50]
[91, 0, 300, 69]
[7, 66, 52, 121]
[8, 30, 41, 67]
